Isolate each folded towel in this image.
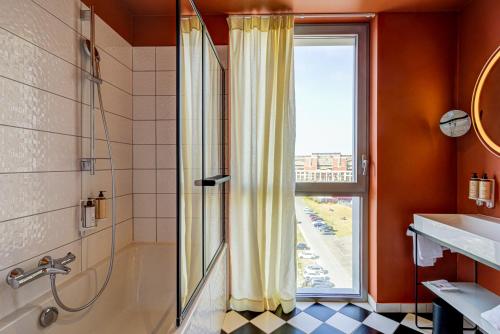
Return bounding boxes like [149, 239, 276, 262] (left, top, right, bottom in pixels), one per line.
[481, 304, 500, 330]
[407, 228, 444, 267]
[427, 279, 459, 291]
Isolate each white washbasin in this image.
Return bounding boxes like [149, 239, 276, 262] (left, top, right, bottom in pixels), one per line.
[413, 214, 500, 269]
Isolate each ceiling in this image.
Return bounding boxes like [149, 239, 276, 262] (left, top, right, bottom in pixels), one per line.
[120, 0, 471, 16]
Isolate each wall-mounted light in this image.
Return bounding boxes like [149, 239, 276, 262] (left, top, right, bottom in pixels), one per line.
[439, 110, 471, 137]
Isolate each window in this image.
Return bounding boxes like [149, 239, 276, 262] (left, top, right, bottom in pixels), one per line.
[294, 24, 368, 298]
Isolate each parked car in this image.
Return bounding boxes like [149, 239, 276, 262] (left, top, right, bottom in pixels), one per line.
[313, 222, 325, 228]
[304, 264, 328, 275]
[299, 251, 318, 259]
[308, 278, 330, 286]
[311, 281, 335, 288]
[296, 243, 310, 250]
[304, 271, 329, 281]
[303, 207, 312, 212]
[321, 230, 336, 235]
[318, 225, 336, 232]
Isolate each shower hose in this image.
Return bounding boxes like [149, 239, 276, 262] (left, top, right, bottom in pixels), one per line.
[49, 43, 117, 312]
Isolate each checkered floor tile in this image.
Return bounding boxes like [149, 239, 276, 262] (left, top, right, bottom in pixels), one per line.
[221, 302, 482, 334]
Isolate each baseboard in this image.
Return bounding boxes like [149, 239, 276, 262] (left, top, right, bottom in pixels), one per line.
[368, 294, 433, 313]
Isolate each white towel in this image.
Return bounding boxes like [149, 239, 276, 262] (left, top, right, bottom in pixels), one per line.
[482, 304, 500, 330]
[407, 228, 444, 267]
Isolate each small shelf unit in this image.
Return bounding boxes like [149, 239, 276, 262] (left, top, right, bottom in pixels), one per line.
[409, 224, 500, 334]
[423, 282, 500, 334]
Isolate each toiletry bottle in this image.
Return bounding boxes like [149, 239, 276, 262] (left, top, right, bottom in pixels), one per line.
[84, 199, 96, 228]
[469, 172, 479, 199]
[479, 173, 492, 200]
[95, 190, 107, 219]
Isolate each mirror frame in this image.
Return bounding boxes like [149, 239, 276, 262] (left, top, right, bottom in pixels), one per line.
[471, 46, 500, 157]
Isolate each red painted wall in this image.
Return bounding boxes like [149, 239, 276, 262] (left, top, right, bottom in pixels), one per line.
[82, 0, 176, 46]
[133, 16, 176, 46]
[455, 0, 500, 295]
[369, 13, 459, 303]
[82, 0, 134, 43]
[369, 15, 379, 302]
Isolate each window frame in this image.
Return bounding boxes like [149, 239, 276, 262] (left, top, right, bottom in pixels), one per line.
[294, 23, 369, 300]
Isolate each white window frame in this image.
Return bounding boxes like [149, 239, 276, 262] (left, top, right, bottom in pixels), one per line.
[294, 24, 369, 300]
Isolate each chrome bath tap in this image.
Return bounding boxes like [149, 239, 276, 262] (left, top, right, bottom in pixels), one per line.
[6, 253, 76, 289]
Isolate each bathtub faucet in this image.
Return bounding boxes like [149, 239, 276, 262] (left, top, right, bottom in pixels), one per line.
[5, 253, 76, 289]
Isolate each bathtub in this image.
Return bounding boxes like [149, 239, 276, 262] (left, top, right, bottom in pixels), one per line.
[0, 243, 177, 334]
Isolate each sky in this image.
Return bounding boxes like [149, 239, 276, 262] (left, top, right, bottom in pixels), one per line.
[294, 43, 355, 156]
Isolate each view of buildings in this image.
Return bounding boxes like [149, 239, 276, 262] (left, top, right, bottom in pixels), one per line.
[295, 153, 353, 182]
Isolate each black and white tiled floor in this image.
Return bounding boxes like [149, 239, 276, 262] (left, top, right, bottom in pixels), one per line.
[221, 302, 479, 334]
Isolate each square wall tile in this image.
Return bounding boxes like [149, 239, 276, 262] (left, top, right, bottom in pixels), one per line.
[133, 169, 156, 193]
[156, 71, 176, 96]
[133, 145, 155, 169]
[156, 95, 176, 120]
[133, 121, 156, 144]
[156, 120, 176, 144]
[133, 71, 155, 96]
[157, 218, 176, 243]
[134, 218, 156, 242]
[156, 47, 176, 71]
[133, 96, 155, 120]
[157, 169, 176, 193]
[157, 145, 176, 169]
[133, 194, 156, 217]
[133, 47, 155, 71]
[157, 194, 176, 217]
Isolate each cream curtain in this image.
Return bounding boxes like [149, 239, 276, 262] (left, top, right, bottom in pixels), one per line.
[228, 15, 296, 313]
[179, 16, 203, 308]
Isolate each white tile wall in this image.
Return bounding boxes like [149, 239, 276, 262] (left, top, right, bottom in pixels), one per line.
[156, 71, 176, 95]
[133, 71, 156, 95]
[133, 46, 177, 243]
[156, 95, 176, 120]
[133, 218, 157, 242]
[0, 3, 224, 330]
[133, 47, 156, 71]
[134, 169, 156, 193]
[0, 0, 133, 321]
[134, 96, 156, 120]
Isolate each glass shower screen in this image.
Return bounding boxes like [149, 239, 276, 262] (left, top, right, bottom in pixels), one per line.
[177, 0, 227, 325]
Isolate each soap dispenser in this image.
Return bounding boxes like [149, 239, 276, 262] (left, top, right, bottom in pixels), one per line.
[83, 199, 96, 228]
[479, 173, 492, 200]
[95, 191, 107, 219]
[468, 172, 479, 199]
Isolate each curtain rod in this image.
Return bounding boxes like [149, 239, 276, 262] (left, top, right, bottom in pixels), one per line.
[229, 13, 376, 19]
[295, 13, 375, 18]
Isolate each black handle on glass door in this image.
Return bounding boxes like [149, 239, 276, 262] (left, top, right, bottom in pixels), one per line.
[194, 175, 231, 187]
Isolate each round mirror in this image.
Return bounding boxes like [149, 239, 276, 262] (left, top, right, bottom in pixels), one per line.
[472, 47, 500, 157]
[440, 110, 471, 137]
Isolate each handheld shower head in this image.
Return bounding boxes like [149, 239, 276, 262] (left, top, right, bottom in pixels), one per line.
[82, 39, 101, 62]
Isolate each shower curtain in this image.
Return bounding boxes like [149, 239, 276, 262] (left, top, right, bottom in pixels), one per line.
[228, 15, 297, 313]
[179, 16, 203, 307]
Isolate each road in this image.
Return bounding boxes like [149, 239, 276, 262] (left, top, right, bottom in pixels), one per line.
[296, 198, 353, 289]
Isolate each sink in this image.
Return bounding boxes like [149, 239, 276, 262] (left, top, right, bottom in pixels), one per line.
[413, 214, 500, 269]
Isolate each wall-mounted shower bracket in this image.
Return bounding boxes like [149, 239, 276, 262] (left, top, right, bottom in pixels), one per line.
[85, 72, 103, 84]
[80, 158, 95, 172]
[80, 9, 91, 21]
